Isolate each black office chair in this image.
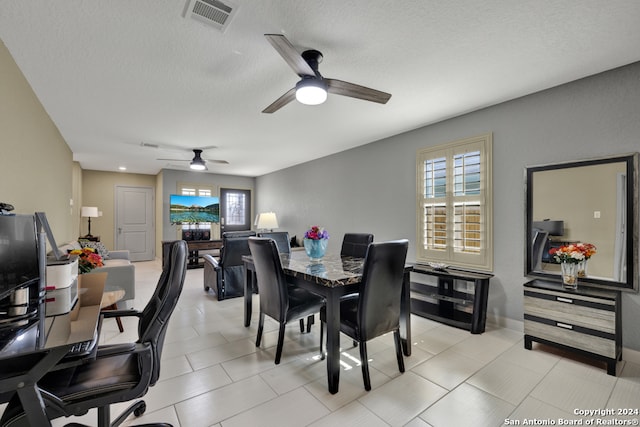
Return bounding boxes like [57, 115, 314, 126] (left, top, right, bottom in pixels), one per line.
[340, 233, 374, 258]
[531, 230, 549, 271]
[320, 239, 409, 391]
[0, 240, 188, 427]
[203, 231, 256, 300]
[257, 231, 291, 254]
[248, 237, 325, 364]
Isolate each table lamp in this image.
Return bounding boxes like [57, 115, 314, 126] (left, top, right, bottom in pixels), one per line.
[81, 206, 99, 237]
[256, 212, 278, 232]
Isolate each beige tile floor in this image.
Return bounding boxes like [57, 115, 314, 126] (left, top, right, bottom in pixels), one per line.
[41, 259, 640, 427]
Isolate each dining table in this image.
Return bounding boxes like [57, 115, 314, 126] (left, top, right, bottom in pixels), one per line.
[243, 250, 412, 394]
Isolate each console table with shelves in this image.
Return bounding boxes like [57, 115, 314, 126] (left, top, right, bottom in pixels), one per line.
[523, 279, 621, 375]
[162, 239, 222, 269]
[410, 264, 493, 334]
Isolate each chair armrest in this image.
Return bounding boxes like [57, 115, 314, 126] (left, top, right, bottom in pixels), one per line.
[203, 254, 219, 269]
[101, 309, 142, 319]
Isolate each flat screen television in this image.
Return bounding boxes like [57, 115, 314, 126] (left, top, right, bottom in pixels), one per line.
[169, 194, 220, 224]
[0, 214, 39, 301]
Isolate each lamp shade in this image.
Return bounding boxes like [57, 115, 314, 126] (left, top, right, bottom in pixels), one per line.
[256, 212, 278, 230]
[81, 206, 99, 218]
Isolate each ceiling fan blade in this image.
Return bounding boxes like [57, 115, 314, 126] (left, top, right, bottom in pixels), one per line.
[262, 87, 296, 114]
[265, 34, 315, 77]
[326, 79, 392, 104]
[158, 158, 228, 164]
[142, 142, 218, 151]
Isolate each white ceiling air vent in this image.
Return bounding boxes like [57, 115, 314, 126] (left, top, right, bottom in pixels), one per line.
[184, 0, 238, 33]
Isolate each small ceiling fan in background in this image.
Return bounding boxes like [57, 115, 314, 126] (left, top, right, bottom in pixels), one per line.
[141, 143, 229, 171]
[262, 34, 392, 113]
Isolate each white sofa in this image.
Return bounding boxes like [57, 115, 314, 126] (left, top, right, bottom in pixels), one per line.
[58, 241, 136, 304]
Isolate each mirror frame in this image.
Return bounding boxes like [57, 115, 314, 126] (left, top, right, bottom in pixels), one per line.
[525, 153, 639, 292]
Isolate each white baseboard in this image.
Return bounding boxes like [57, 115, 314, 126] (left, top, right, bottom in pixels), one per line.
[622, 347, 640, 365]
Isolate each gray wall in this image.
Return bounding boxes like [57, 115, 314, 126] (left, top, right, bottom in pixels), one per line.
[256, 61, 640, 350]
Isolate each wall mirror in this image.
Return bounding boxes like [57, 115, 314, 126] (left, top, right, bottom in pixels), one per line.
[525, 153, 638, 291]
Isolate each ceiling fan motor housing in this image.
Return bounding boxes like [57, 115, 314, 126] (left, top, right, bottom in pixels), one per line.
[301, 49, 323, 74]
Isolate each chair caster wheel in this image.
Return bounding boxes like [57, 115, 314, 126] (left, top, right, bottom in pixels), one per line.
[134, 401, 146, 417]
[204, 286, 210, 291]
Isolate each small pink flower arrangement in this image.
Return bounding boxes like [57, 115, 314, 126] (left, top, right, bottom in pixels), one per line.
[304, 225, 329, 240]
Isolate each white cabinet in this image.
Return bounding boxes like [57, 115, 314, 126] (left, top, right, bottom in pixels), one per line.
[45, 258, 78, 316]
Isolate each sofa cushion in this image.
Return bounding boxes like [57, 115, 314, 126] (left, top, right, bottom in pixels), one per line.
[102, 258, 129, 267]
[79, 240, 110, 259]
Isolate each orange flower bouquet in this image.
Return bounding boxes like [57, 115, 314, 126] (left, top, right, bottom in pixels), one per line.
[70, 247, 104, 274]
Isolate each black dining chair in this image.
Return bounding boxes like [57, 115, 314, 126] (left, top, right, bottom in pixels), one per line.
[0, 240, 188, 427]
[320, 239, 409, 391]
[340, 233, 374, 258]
[248, 237, 325, 364]
[257, 231, 291, 254]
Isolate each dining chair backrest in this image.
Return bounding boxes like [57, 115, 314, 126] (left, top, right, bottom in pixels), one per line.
[357, 239, 409, 341]
[220, 230, 256, 265]
[248, 237, 289, 321]
[341, 233, 374, 258]
[257, 231, 291, 254]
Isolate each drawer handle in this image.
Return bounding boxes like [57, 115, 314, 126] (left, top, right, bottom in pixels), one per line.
[556, 322, 573, 330]
[556, 297, 574, 304]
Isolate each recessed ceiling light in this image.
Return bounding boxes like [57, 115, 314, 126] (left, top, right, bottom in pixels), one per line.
[118, 166, 127, 171]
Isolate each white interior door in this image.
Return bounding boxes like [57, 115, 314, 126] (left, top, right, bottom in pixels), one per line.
[115, 186, 154, 261]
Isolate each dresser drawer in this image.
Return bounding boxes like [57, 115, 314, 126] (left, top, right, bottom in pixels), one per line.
[524, 317, 616, 358]
[523, 279, 621, 376]
[524, 290, 615, 334]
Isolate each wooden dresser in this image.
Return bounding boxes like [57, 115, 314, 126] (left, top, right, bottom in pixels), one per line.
[523, 279, 621, 375]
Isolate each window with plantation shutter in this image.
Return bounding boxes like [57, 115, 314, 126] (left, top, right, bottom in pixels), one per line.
[416, 133, 493, 271]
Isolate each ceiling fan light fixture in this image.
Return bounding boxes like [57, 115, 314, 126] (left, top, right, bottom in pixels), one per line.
[190, 161, 207, 170]
[295, 78, 328, 105]
[189, 149, 207, 170]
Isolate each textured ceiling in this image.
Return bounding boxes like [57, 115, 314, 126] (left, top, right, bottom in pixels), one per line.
[2, 0, 640, 176]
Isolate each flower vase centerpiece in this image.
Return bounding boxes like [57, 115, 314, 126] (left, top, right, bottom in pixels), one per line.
[303, 225, 329, 261]
[549, 243, 596, 289]
[575, 243, 596, 277]
[70, 247, 104, 274]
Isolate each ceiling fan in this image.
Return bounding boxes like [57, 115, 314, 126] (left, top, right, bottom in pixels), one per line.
[157, 148, 229, 171]
[262, 34, 392, 113]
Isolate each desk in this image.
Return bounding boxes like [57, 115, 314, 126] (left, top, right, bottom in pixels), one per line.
[243, 251, 412, 394]
[163, 239, 222, 269]
[0, 275, 105, 426]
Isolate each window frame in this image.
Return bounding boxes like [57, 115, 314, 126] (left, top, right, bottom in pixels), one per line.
[416, 133, 493, 272]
